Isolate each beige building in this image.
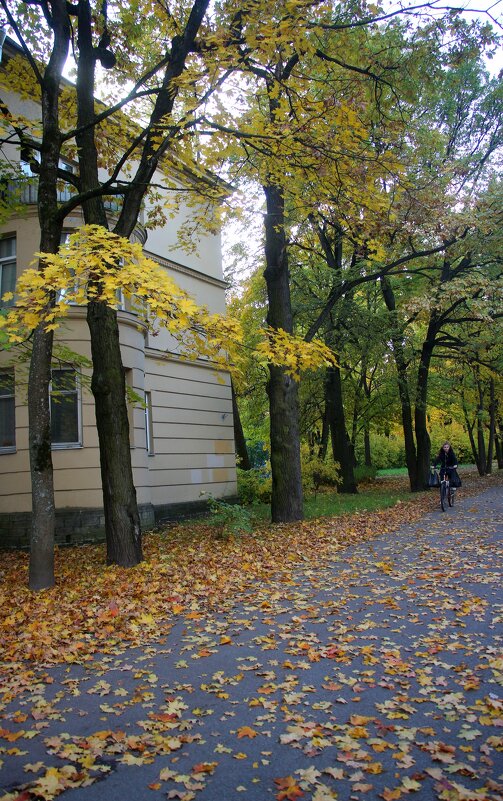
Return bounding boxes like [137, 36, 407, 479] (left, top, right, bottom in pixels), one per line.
[0, 37, 237, 547]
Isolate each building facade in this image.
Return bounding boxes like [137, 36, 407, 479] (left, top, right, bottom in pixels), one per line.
[0, 39, 237, 547]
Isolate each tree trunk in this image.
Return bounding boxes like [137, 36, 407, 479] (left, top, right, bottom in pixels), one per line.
[364, 426, 372, 467]
[263, 183, 303, 522]
[496, 415, 503, 470]
[87, 301, 142, 564]
[463, 401, 479, 470]
[496, 430, 503, 468]
[318, 402, 330, 461]
[28, 4, 71, 589]
[380, 278, 417, 490]
[325, 364, 357, 493]
[413, 337, 434, 491]
[76, 1, 142, 565]
[476, 413, 486, 474]
[485, 377, 495, 474]
[28, 324, 55, 590]
[231, 381, 251, 471]
[474, 370, 487, 475]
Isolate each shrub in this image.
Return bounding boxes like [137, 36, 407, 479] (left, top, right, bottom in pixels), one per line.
[237, 466, 272, 505]
[246, 441, 269, 469]
[358, 434, 406, 470]
[204, 495, 254, 539]
[301, 446, 340, 494]
[354, 464, 378, 483]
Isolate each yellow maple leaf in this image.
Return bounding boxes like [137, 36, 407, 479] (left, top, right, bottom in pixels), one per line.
[237, 726, 258, 739]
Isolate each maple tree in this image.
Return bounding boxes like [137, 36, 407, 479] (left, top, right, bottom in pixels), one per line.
[204, 2, 502, 508]
[199, 3, 419, 515]
[0, 0, 341, 586]
[0, 0, 220, 585]
[287, 19, 502, 492]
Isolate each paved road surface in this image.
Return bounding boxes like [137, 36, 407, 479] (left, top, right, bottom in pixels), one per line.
[1, 485, 502, 801]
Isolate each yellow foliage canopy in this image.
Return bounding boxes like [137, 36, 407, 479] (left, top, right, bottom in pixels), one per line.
[0, 225, 335, 378]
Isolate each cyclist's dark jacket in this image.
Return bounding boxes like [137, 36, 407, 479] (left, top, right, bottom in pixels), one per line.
[434, 448, 457, 474]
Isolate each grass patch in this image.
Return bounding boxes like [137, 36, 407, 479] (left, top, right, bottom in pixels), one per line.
[250, 483, 413, 522]
[376, 467, 409, 477]
[376, 463, 477, 478]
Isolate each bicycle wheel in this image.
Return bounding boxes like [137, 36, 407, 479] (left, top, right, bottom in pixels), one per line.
[440, 482, 447, 512]
[448, 485, 454, 507]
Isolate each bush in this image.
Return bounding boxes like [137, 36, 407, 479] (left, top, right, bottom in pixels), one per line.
[237, 466, 272, 505]
[205, 495, 254, 539]
[301, 446, 340, 494]
[354, 465, 378, 483]
[246, 441, 269, 469]
[359, 434, 406, 470]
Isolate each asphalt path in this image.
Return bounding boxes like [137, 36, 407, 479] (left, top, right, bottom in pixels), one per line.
[1, 484, 502, 801]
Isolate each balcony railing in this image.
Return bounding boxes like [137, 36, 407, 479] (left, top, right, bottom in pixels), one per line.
[6, 180, 134, 215]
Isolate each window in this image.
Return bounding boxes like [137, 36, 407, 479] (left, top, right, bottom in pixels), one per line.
[124, 368, 135, 445]
[0, 237, 16, 308]
[56, 232, 77, 304]
[145, 391, 154, 455]
[50, 368, 81, 447]
[116, 287, 126, 310]
[21, 156, 75, 203]
[57, 236, 126, 309]
[0, 370, 15, 451]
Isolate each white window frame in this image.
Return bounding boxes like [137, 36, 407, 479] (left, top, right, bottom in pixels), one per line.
[0, 236, 16, 308]
[0, 369, 16, 453]
[56, 237, 126, 310]
[21, 154, 74, 176]
[50, 368, 82, 449]
[21, 155, 75, 202]
[56, 231, 78, 304]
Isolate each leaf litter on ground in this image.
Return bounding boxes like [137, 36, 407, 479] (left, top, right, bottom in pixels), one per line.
[0, 471, 502, 801]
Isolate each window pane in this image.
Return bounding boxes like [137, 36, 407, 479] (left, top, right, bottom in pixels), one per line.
[50, 369, 79, 445]
[51, 369, 77, 393]
[0, 237, 16, 308]
[0, 372, 14, 396]
[1, 263, 16, 299]
[0, 371, 15, 448]
[51, 394, 79, 443]
[0, 397, 15, 447]
[0, 238, 15, 259]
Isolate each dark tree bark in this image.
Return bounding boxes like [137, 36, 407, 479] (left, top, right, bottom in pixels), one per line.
[68, 0, 210, 565]
[364, 427, 372, 467]
[263, 183, 303, 522]
[231, 381, 251, 471]
[88, 301, 142, 565]
[495, 415, 503, 469]
[463, 398, 480, 471]
[380, 277, 418, 491]
[28, 323, 56, 590]
[318, 402, 330, 461]
[27, 2, 71, 589]
[75, 0, 142, 565]
[485, 377, 496, 474]
[325, 364, 357, 493]
[413, 332, 435, 490]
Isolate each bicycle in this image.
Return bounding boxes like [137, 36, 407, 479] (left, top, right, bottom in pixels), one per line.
[439, 468, 455, 512]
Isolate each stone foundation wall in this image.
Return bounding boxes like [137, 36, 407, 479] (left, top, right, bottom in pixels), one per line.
[0, 504, 156, 550]
[0, 497, 237, 549]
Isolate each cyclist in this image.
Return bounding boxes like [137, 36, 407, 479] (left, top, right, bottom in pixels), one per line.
[433, 441, 458, 487]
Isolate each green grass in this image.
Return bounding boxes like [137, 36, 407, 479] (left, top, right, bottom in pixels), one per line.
[250, 484, 413, 523]
[376, 467, 409, 477]
[376, 463, 475, 478]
